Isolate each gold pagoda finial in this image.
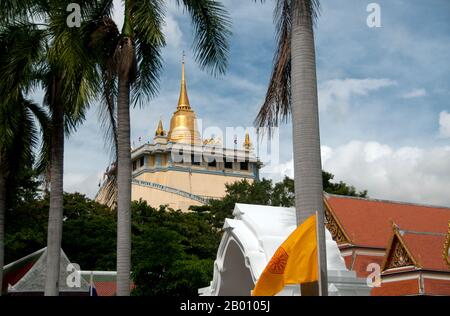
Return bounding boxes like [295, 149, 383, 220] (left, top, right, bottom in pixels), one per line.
[177, 52, 191, 110]
[243, 130, 253, 150]
[155, 118, 165, 137]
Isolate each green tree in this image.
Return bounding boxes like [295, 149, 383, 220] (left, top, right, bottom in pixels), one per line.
[0, 23, 50, 295]
[195, 173, 367, 229]
[272, 176, 296, 207]
[61, 193, 116, 270]
[5, 191, 116, 271]
[131, 200, 219, 296]
[191, 179, 273, 228]
[1, 1, 104, 295]
[323, 171, 367, 198]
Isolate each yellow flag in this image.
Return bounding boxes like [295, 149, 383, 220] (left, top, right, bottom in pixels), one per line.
[252, 214, 318, 296]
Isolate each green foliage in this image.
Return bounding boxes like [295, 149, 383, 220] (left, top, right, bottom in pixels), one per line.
[272, 176, 295, 207]
[5, 190, 219, 295]
[5, 188, 116, 270]
[4, 170, 365, 295]
[190, 179, 274, 228]
[131, 200, 220, 296]
[195, 172, 368, 229]
[322, 171, 368, 198]
[61, 193, 116, 271]
[4, 173, 48, 262]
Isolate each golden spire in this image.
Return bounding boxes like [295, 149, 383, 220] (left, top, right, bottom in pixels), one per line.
[243, 130, 253, 150]
[177, 52, 191, 110]
[167, 54, 201, 144]
[155, 118, 165, 137]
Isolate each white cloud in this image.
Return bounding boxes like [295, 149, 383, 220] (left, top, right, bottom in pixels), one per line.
[318, 78, 396, 114]
[439, 111, 450, 138]
[162, 14, 183, 49]
[64, 172, 104, 198]
[263, 140, 450, 207]
[112, 0, 124, 31]
[261, 158, 294, 182]
[401, 88, 427, 99]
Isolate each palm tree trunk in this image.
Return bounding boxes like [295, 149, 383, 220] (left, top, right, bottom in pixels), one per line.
[116, 75, 132, 296]
[0, 158, 5, 296]
[44, 101, 64, 296]
[291, 1, 328, 295]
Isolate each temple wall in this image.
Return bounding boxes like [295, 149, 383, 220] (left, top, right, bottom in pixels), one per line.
[134, 170, 252, 199]
[131, 184, 203, 211]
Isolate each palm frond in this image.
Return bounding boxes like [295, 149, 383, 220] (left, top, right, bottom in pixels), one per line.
[0, 22, 46, 105]
[177, 0, 231, 76]
[131, 0, 165, 106]
[0, 0, 48, 24]
[43, 1, 107, 135]
[98, 66, 118, 161]
[0, 97, 41, 176]
[254, 0, 291, 130]
[26, 99, 51, 174]
[84, 12, 119, 175]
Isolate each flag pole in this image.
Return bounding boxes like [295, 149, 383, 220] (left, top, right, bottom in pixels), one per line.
[315, 211, 323, 296]
[90, 271, 94, 296]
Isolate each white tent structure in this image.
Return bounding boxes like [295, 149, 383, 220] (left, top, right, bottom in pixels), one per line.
[199, 204, 370, 296]
[5, 247, 90, 295]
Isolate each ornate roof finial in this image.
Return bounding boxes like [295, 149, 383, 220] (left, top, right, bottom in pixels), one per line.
[443, 221, 450, 268]
[177, 51, 191, 110]
[243, 130, 253, 150]
[155, 118, 166, 137]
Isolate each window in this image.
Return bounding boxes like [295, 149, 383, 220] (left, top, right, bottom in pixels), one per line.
[191, 154, 200, 166]
[225, 161, 233, 169]
[132, 161, 137, 171]
[240, 161, 249, 171]
[140, 157, 145, 167]
[208, 159, 217, 168]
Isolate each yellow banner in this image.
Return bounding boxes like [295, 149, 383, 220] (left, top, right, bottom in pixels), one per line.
[252, 215, 318, 296]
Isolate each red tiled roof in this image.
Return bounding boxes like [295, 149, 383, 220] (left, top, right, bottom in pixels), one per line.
[401, 232, 449, 272]
[424, 278, 450, 295]
[326, 195, 450, 248]
[95, 281, 116, 296]
[372, 278, 419, 296]
[93, 281, 135, 296]
[352, 255, 384, 278]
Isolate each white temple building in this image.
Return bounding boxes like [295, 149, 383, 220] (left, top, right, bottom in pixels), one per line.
[199, 203, 370, 296]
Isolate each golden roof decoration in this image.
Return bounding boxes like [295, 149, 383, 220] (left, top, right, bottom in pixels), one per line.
[177, 55, 190, 110]
[444, 221, 450, 268]
[243, 130, 253, 150]
[155, 118, 166, 137]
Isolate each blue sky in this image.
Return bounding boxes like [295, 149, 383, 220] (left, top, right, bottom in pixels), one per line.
[46, 0, 450, 206]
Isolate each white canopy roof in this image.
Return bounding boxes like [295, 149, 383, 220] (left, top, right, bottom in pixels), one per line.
[199, 203, 370, 296]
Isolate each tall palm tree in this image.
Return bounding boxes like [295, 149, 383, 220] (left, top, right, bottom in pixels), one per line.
[88, 0, 231, 296]
[1, 1, 101, 295]
[255, 0, 328, 295]
[0, 23, 50, 295]
[0, 98, 50, 296]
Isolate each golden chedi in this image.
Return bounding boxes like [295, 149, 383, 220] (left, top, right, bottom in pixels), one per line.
[96, 58, 259, 212]
[167, 61, 202, 144]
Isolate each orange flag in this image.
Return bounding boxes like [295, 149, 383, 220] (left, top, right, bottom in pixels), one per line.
[252, 214, 318, 296]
